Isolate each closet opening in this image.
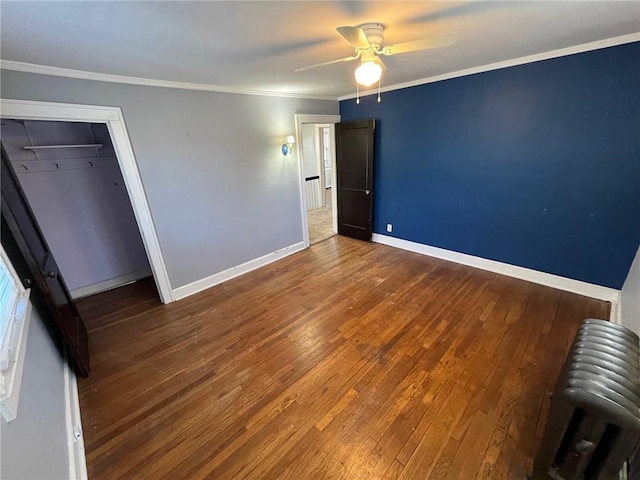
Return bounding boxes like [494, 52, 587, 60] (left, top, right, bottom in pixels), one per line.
[1, 119, 157, 302]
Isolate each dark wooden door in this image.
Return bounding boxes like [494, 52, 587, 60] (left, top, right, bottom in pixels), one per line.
[335, 119, 375, 241]
[1, 146, 90, 376]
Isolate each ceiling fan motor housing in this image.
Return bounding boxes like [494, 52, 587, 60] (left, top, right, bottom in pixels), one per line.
[359, 23, 385, 47]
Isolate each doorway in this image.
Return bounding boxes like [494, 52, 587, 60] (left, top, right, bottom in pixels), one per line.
[295, 114, 340, 247]
[2, 119, 152, 299]
[0, 99, 173, 304]
[303, 124, 333, 244]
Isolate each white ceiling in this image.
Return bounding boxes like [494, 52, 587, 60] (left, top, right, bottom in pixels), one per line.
[1, 1, 639, 98]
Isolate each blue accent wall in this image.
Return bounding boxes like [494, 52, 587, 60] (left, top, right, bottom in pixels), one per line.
[340, 42, 640, 289]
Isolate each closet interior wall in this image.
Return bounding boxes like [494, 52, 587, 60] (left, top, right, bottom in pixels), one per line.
[1, 119, 151, 298]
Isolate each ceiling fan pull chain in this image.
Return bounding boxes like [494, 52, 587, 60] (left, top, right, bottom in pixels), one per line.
[356, 82, 360, 104]
[377, 78, 381, 103]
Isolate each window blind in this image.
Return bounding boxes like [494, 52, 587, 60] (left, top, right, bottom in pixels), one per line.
[0, 245, 32, 420]
[0, 253, 20, 371]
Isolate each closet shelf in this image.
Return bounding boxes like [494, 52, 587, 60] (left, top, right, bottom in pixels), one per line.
[23, 144, 103, 150]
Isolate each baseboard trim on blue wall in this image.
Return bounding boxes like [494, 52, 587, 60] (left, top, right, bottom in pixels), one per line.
[172, 241, 306, 301]
[372, 234, 620, 304]
[609, 300, 622, 325]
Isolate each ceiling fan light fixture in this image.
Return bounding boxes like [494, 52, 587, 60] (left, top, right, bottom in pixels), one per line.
[355, 61, 382, 87]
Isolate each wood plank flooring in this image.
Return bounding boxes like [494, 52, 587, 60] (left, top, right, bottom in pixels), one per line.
[76, 236, 609, 479]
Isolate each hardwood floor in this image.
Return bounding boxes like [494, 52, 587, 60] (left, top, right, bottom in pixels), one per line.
[76, 236, 609, 479]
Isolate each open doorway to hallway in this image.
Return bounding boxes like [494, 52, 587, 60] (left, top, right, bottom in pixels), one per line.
[302, 124, 336, 244]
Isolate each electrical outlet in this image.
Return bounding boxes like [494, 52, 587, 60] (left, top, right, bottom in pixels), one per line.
[386, 223, 393, 233]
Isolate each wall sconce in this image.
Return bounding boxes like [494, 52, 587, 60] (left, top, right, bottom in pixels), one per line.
[281, 135, 295, 156]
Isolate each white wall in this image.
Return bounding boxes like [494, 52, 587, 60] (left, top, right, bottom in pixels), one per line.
[0, 306, 70, 480]
[301, 123, 319, 179]
[0, 69, 338, 290]
[621, 247, 640, 335]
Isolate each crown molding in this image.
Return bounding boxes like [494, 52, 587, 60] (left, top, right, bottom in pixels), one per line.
[339, 33, 640, 101]
[0, 60, 338, 101]
[3, 33, 637, 103]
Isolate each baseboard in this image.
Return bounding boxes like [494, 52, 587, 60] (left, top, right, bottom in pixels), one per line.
[63, 351, 87, 480]
[172, 241, 306, 301]
[609, 298, 622, 325]
[70, 270, 151, 299]
[372, 234, 621, 303]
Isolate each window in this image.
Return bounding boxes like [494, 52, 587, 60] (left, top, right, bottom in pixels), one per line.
[0, 243, 32, 422]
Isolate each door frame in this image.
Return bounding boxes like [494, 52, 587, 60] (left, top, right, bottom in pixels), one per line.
[294, 114, 340, 247]
[0, 99, 174, 303]
[314, 123, 331, 208]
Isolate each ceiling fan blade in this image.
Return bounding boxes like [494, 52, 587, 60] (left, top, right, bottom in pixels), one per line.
[294, 54, 360, 73]
[381, 32, 457, 55]
[336, 25, 370, 49]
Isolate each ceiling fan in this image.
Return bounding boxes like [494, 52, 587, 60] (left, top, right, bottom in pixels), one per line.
[295, 23, 457, 89]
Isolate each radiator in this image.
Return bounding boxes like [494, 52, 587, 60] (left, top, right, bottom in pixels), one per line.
[305, 176, 321, 211]
[532, 318, 640, 480]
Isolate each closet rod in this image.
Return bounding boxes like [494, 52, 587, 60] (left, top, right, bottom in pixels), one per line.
[24, 144, 103, 150]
